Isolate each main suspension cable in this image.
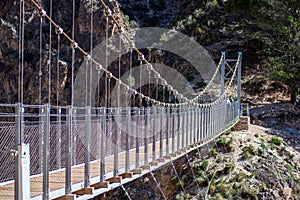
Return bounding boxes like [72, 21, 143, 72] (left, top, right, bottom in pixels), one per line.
[28, 0, 239, 108]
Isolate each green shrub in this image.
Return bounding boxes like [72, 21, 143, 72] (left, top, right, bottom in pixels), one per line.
[225, 130, 231, 135]
[175, 191, 187, 200]
[197, 176, 207, 186]
[254, 133, 259, 138]
[209, 178, 217, 194]
[244, 150, 252, 159]
[210, 148, 217, 156]
[271, 136, 282, 146]
[288, 153, 295, 160]
[216, 138, 226, 146]
[212, 193, 225, 200]
[247, 144, 256, 155]
[176, 180, 185, 188]
[224, 162, 235, 174]
[171, 176, 178, 182]
[201, 159, 209, 171]
[261, 143, 268, 151]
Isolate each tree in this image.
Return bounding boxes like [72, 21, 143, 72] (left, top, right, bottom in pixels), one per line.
[226, 0, 300, 104]
[259, 0, 300, 104]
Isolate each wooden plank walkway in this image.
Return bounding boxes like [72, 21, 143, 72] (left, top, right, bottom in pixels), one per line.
[0, 136, 182, 200]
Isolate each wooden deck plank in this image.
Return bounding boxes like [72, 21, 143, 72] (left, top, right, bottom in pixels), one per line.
[0, 136, 183, 199]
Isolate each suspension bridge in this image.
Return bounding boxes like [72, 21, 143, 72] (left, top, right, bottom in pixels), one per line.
[0, 0, 243, 199]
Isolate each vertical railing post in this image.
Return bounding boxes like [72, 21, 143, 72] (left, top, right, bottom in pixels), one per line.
[159, 107, 163, 158]
[171, 107, 175, 153]
[100, 107, 106, 182]
[181, 106, 185, 149]
[57, 107, 62, 169]
[84, 106, 91, 187]
[221, 52, 225, 95]
[237, 52, 242, 116]
[200, 107, 203, 141]
[197, 107, 200, 142]
[144, 107, 149, 165]
[135, 108, 140, 168]
[39, 107, 44, 174]
[212, 106, 215, 135]
[15, 103, 30, 200]
[166, 106, 170, 155]
[210, 106, 213, 137]
[73, 108, 77, 165]
[217, 104, 220, 133]
[205, 107, 208, 140]
[18, 143, 30, 199]
[113, 108, 119, 176]
[190, 107, 193, 145]
[15, 103, 21, 200]
[43, 104, 50, 200]
[177, 106, 181, 150]
[65, 106, 72, 194]
[152, 106, 157, 161]
[186, 106, 189, 146]
[125, 107, 130, 172]
[193, 107, 197, 144]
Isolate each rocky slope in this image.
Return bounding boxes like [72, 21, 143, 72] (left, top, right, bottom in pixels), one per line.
[93, 125, 300, 200]
[196, 125, 300, 199]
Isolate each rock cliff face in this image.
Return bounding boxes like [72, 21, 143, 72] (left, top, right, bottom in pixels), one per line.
[0, 0, 218, 105]
[0, 0, 212, 105]
[0, 0, 109, 105]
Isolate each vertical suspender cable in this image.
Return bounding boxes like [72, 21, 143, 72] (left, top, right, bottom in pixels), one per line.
[129, 49, 133, 106]
[118, 33, 121, 108]
[85, 59, 88, 105]
[105, 16, 108, 108]
[48, 0, 52, 104]
[71, 0, 75, 106]
[18, 0, 21, 103]
[139, 60, 142, 107]
[56, 34, 60, 107]
[39, 16, 43, 105]
[20, 0, 25, 104]
[90, 0, 93, 106]
[148, 70, 151, 105]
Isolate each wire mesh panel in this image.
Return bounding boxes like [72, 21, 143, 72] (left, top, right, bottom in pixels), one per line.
[0, 121, 16, 183]
[0, 105, 20, 199]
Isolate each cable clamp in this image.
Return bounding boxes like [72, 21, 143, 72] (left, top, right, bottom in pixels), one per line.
[130, 41, 135, 49]
[39, 9, 46, 17]
[96, 64, 103, 71]
[107, 72, 113, 78]
[55, 26, 63, 35]
[119, 27, 125, 34]
[146, 64, 153, 71]
[138, 54, 144, 61]
[71, 41, 78, 49]
[105, 8, 112, 17]
[84, 54, 91, 61]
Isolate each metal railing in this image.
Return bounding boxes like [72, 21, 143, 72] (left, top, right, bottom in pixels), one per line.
[0, 99, 240, 199]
